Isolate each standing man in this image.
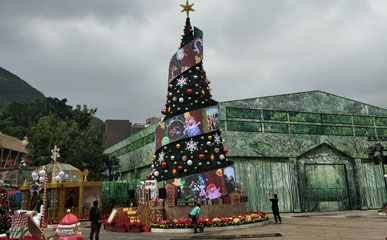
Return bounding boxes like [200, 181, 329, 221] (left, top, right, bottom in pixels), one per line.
[268, 193, 282, 224]
[89, 200, 101, 240]
[189, 203, 201, 233]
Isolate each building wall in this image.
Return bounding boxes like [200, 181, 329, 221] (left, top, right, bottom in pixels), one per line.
[103, 120, 132, 148]
[104, 91, 387, 212]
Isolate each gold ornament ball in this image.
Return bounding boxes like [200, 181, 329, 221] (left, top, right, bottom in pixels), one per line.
[169, 84, 173, 88]
[174, 161, 177, 165]
[208, 136, 213, 140]
[205, 150, 208, 153]
[176, 144, 181, 149]
[207, 162, 210, 165]
[153, 155, 157, 160]
[194, 166, 197, 169]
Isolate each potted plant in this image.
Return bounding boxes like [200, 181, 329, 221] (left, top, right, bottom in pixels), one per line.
[128, 222, 143, 232]
[115, 221, 127, 232]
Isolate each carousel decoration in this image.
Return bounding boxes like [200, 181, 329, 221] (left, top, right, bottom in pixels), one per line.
[20, 145, 102, 230]
[30, 145, 65, 240]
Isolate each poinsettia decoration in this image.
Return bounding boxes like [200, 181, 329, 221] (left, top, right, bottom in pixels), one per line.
[151, 211, 268, 229]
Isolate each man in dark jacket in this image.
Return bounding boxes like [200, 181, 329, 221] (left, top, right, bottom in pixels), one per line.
[89, 200, 101, 240]
[268, 193, 281, 224]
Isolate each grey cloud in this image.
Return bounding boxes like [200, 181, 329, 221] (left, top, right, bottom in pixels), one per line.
[0, 0, 385, 123]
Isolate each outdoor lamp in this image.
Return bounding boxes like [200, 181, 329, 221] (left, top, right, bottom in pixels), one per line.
[375, 143, 383, 152]
[58, 171, 65, 178]
[20, 160, 26, 168]
[39, 169, 46, 177]
[32, 172, 38, 181]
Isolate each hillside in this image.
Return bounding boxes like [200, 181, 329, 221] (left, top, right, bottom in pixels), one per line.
[0, 67, 45, 108]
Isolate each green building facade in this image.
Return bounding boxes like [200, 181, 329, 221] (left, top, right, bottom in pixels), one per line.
[104, 91, 387, 213]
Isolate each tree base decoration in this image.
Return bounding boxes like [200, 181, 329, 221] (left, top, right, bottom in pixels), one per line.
[150, 211, 269, 233]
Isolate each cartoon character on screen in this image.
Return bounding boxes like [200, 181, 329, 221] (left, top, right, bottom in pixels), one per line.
[197, 176, 207, 198]
[190, 181, 200, 199]
[206, 183, 222, 200]
[184, 113, 201, 137]
[192, 38, 203, 64]
[176, 48, 186, 69]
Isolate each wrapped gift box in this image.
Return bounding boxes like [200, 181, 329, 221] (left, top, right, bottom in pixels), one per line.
[177, 199, 186, 206]
[188, 199, 195, 206]
[166, 184, 177, 207]
[223, 196, 231, 204]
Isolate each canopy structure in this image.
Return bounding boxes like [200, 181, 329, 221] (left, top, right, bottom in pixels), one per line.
[20, 161, 101, 221]
[35, 162, 87, 184]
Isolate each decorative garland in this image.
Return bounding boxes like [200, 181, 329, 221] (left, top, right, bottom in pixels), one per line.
[0, 237, 37, 240]
[151, 211, 268, 229]
[47, 214, 110, 225]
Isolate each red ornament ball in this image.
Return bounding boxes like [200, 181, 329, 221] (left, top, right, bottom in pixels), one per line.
[223, 148, 228, 154]
[147, 174, 151, 180]
[187, 89, 193, 95]
[161, 162, 167, 168]
[178, 166, 183, 171]
[161, 109, 166, 115]
[189, 28, 193, 32]
[168, 149, 172, 153]
[199, 154, 205, 160]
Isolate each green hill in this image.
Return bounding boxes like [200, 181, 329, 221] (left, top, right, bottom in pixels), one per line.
[0, 67, 45, 109]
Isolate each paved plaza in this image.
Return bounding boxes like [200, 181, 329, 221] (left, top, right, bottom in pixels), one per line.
[45, 210, 386, 239]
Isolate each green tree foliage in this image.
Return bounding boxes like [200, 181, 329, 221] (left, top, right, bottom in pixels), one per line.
[0, 98, 107, 181]
[5, 97, 73, 134]
[0, 187, 11, 234]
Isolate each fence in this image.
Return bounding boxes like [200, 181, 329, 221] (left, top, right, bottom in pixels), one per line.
[102, 179, 141, 205]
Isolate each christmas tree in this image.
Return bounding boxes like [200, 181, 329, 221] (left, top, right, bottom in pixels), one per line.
[0, 187, 11, 234]
[150, 1, 232, 182]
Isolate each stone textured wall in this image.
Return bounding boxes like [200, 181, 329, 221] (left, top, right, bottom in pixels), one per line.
[105, 91, 387, 212]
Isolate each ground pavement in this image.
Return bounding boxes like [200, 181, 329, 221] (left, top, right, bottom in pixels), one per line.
[45, 210, 386, 240]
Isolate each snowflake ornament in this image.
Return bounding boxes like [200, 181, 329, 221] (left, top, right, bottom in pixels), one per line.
[214, 133, 221, 145]
[158, 151, 165, 164]
[185, 139, 198, 154]
[176, 76, 188, 88]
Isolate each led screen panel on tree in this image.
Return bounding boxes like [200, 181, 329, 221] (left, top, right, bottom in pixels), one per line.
[150, 17, 232, 182]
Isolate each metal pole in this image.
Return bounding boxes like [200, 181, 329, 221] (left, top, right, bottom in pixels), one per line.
[40, 174, 47, 240]
[381, 159, 387, 201]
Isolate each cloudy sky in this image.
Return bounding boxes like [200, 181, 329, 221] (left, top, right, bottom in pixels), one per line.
[0, 0, 386, 122]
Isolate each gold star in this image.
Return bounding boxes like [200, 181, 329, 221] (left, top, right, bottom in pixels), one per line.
[180, 0, 195, 17]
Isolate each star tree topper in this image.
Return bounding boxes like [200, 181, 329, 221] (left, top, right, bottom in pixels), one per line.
[180, 0, 195, 17]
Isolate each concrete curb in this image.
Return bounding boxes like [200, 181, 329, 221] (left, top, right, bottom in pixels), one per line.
[151, 219, 269, 233]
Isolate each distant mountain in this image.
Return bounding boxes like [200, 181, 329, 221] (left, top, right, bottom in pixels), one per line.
[89, 116, 104, 128]
[0, 67, 45, 108]
[0, 66, 104, 128]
